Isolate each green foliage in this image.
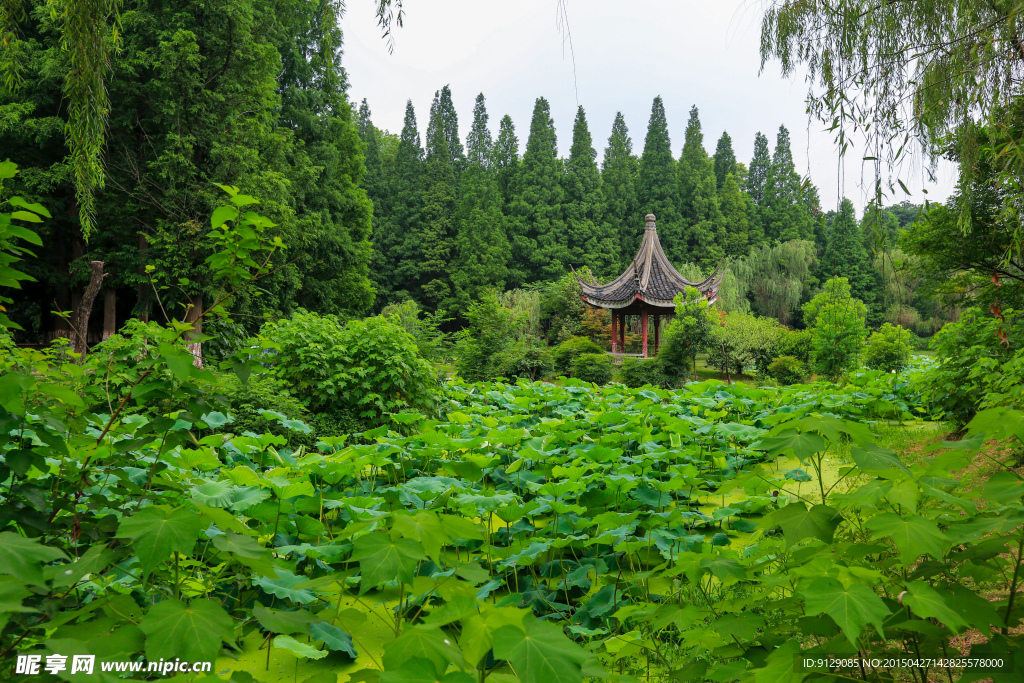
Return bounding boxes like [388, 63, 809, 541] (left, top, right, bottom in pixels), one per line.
[563, 105, 617, 277]
[601, 112, 641, 269]
[710, 310, 785, 376]
[570, 352, 613, 384]
[615, 357, 671, 389]
[762, 126, 816, 242]
[804, 277, 869, 378]
[637, 96, 684, 263]
[551, 336, 605, 376]
[381, 298, 452, 363]
[226, 374, 318, 448]
[864, 323, 913, 373]
[259, 309, 437, 424]
[494, 338, 554, 381]
[765, 355, 808, 384]
[678, 105, 725, 268]
[730, 239, 817, 325]
[453, 289, 525, 381]
[0, 161, 44, 330]
[658, 287, 717, 379]
[917, 307, 1024, 424]
[779, 327, 813, 363]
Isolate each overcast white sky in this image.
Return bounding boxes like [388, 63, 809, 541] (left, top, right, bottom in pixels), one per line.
[341, 0, 956, 214]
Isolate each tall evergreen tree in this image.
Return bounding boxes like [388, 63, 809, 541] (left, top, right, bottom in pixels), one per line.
[359, 100, 400, 309]
[820, 198, 877, 319]
[600, 112, 641, 268]
[745, 132, 771, 249]
[453, 94, 509, 305]
[434, 85, 465, 168]
[637, 96, 684, 263]
[383, 100, 426, 303]
[493, 114, 520, 207]
[419, 91, 458, 309]
[507, 97, 566, 284]
[719, 173, 750, 258]
[466, 93, 493, 168]
[677, 106, 725, 267]
[747, 132, 771, 205]
[563, 106, 617, 276]
[763, 125, 814, 242]
[712, 131, 737, 190]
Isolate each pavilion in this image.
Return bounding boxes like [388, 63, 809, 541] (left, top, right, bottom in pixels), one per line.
[577, 213, 725, 357]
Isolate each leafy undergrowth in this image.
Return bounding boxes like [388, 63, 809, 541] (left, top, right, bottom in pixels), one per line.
[2, 358, 1024, 683]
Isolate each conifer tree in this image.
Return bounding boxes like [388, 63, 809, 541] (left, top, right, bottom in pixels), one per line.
[820, 198, 877, 318]
[677, 106, 725, 267]
[713, 131, 737, 189]
[763, 125, 814, 242]
[601, 112, 641, 268]
[454, 94, 510, 305]
[384, 99, 426, 303]
[563, 106, 617, 276]
[747, 132, 771, 205]
[719, 173, 750, 258]
[360, 100, 400, 308]
[435, 85, 465, 168]
[637, 96, 684, 263]
[419, 91, 458, 309]
[508, 97, 566, 284]
[493, 115, 520, 207]
[466, 94, 493, 168]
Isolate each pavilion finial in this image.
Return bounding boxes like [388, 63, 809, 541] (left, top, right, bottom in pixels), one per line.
[645, 213, 656, 231]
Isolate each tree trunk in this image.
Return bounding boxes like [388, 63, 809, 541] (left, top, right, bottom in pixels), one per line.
[103, 287, 116, 340]
[72, 261, 105, 359]
[184, 293, 203, 369]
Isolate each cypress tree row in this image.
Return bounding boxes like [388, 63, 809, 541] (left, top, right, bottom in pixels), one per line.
[563, 106, 617, 277]
[677, 105, 726, 268]
[420, 91, 459, 309]
[454, 94, 510, 305]
[719, 173, 751, 258]
[508, 97, 566, 284]
[713, 131, 737, 190]
[638, 96, 685, 264]
[493, 115, 521, 208]
[601, 112, 641, 269]
[763, 125, 815, 242]
[386, 100, 426, 303]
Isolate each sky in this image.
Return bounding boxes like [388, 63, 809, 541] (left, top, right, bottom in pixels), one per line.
[340, 0, 956, 214]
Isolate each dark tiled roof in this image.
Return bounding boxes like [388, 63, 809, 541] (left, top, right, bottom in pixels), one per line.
[578, 214, 725, 308]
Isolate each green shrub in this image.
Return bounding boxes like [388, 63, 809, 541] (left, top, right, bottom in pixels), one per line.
[494, 339, 554, 380]
[765, 355, 807, 385]
[779, 328, 813, 363]
[259, 310, 438, 425]
[917, 307, 1024, 424]
[551, 336, 604, 376]
[616, 357, 671, 388]
[864, 323, 913, 373]
[454, 290, 526, 381]
[908, 331, 930, 350]
[227, 375, 319, 449]
[571, 352, 614, 384]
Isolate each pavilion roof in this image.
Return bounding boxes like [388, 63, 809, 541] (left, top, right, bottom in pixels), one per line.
[577, 214, 726, 309]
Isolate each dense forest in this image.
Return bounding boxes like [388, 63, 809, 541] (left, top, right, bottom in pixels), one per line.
[0, 0, 950, 346]
[2, 1, 1024, 682]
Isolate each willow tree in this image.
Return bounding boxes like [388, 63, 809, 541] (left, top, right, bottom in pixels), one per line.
[731, 240, 817, 325]
[760, 0, 1024, 254]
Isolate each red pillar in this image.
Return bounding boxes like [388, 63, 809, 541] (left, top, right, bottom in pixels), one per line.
[610, 311, 617, 353]
[641, 308, 649, 358]
[620, 313, 626, 353]
[653, 314, 660, 354]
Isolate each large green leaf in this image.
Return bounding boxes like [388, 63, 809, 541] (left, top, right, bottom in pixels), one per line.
[492, 615, 592, 683]
[766, 503, 842, 548]
[758, 429, 826, 460]
[254, 570, 316, 604]
[753, 640, 808, 683]
[190, 480, 234, 508]
[0, 532, 68, 585]
[139, 598, 233, 663]
[983, 472, 1024, 505]
[310, 621, 358, 658]
[865, 513, 948, 565]
[252, 605, 320, 635]
[351, 532, 425, 590]
[116, 506, 203, 578]
[382, 625, 464, 672]
[273, 635, 328, 659]
[380, 658, 474, 683]
[801, 577, 889, 646]
[391, 511, 446, 564]
[699, 556, 746, 583]
[850, 445, 912, 476]
[902, 581, 969, 633]
[212, 532, 277, 575]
